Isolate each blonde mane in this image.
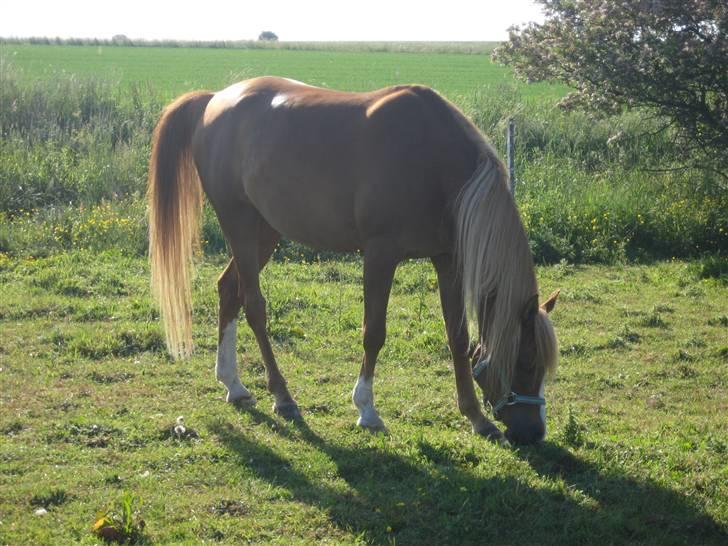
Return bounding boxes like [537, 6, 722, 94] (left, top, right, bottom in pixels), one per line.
[455, 150, 541, 399]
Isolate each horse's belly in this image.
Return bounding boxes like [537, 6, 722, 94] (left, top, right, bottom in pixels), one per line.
[245, 176, 361, 252]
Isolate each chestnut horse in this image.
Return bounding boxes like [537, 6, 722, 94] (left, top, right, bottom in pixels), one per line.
[148, 77, 559, 444]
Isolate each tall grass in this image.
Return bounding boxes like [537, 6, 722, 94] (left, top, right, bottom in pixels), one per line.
[1, 61, 725, 262]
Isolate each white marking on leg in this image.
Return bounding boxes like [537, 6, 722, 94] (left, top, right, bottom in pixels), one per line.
[352, 375, 384, 429]
[216, 320, 254, 403]
[539, 379, 546, 434]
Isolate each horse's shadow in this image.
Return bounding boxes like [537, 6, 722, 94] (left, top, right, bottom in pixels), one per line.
[209, 409, 726, 545]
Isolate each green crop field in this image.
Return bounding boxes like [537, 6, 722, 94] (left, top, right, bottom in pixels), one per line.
[4, 43, 566, 100]
[0, 42, 727, 545]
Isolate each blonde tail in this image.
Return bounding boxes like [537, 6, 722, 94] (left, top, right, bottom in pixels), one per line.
[147, 91, 213, 359]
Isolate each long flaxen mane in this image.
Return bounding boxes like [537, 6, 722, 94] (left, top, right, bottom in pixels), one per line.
[455, 143, 558, 400]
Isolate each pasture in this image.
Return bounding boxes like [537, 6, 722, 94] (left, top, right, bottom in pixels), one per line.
[0, 43, 727, 544]
[1, 252, 727, 544]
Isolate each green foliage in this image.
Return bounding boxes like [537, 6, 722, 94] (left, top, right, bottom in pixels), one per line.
[93, 492, 147, 544]
[493, 0, 728, 173]
[561, 407, 586, 448]
[2, 52, 726, 263]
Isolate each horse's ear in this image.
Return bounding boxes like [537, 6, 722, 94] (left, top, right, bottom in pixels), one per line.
[522, 294, 539, 322]
[540, 289, 560, 314]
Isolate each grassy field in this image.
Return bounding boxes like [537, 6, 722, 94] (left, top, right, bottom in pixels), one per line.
[0, 42, 726, 544]
[2, 45, 725, 262]
[0, 251, 726, 544]
[4, 44, 565, 100]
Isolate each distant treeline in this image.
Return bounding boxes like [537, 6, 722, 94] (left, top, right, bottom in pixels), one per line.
[0, 36, 496, 54]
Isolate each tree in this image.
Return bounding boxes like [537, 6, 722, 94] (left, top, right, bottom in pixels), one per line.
[111, 34, 133, 46]
[493, 0, 728, 174]
[258, 31, 279, 42]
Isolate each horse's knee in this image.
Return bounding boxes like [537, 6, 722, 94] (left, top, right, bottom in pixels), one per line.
[444, 320, 469, 357]
[457, 397, 481, 419]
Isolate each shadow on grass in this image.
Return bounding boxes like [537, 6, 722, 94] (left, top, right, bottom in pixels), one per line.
[210, 409, 726, 545]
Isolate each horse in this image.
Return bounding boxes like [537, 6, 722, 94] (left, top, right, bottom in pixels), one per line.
[147, 76, 560, 445]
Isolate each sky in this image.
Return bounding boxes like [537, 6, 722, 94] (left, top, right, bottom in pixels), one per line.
[0, 1, 545, 42]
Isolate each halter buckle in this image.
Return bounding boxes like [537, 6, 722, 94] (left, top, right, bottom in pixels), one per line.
[492, 391, 546, 417]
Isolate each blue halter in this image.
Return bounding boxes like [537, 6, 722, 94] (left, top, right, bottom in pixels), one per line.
[472, 356, 546, 416]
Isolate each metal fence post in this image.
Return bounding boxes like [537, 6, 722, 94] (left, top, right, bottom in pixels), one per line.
[507, 118, 516, 196]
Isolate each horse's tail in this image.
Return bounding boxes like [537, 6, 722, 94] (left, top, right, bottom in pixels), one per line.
[147, 90, 213, 359]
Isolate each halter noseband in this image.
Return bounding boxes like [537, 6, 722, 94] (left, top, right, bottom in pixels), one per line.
[472, 357, 546, 417]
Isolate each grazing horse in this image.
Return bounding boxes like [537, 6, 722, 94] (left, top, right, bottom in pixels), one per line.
[148, 77, 559, 445]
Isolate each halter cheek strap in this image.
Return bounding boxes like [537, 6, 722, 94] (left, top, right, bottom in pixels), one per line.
[472, 356, 546, 417]
[472, 356, 490, 379]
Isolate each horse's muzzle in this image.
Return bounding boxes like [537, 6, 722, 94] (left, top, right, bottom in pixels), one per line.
[504, 420, 545, 445]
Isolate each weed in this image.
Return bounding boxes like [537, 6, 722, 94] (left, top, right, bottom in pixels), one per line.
[674, 349, 695, 363]
[30, 489, 70, 509]
[93, 492, 146, 544]
[688, 255, 728, 283]
[209, 499, 248, 517]
[641, 312, 669, 328]
[562, 406, 586, 448]
[618, 325, 642, 343]
[708, 315, 728, 327]
[2, 421, 24, 435]
[561, 342, 589, 356]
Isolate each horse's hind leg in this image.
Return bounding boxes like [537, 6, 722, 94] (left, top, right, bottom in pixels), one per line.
[352, 243, 399, 431]
[216, 218, 280, 406]
[216, 259, 255, 405]
[431, 254, 502, 440]
[222, 206, 300, 420]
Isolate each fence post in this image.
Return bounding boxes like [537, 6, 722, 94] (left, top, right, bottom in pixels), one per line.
[507, 117, 516, 196]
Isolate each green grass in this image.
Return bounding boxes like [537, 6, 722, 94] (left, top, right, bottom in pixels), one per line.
[1, 46, 725, 262]
[5, 44, 566, 100]
[0, 251, 726, 544]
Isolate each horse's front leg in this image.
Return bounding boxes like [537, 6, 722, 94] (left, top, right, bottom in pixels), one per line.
[352, 243, 399, 431]
[432, 254, 503, 440]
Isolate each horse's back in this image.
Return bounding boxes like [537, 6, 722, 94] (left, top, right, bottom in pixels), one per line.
[194, 77, 483, 255]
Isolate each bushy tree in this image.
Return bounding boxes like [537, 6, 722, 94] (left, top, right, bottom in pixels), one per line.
[494, 0, 728, 174]
[258, 31, 279, 42]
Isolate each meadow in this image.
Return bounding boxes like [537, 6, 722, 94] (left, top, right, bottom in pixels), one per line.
[0, 43, 727, 544]
[0, 252, 726, 544]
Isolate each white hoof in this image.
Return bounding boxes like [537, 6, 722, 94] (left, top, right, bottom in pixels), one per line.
[356, 412, 386, 431]
[226, 383, 256, 406]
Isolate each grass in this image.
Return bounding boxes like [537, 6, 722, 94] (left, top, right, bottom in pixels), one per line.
[4, 44, 565, 100]
[0, 251, 727, 544]
[1, 48, 726, 262]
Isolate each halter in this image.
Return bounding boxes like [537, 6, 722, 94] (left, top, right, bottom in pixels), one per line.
[472, 356, 546, 417]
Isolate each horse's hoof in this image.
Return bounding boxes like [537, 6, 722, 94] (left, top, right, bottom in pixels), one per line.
[475, 423, 504, 443]
[273, 402, 302, 421]
[356, 416, 386, 433]
[227, 392, 256, 406]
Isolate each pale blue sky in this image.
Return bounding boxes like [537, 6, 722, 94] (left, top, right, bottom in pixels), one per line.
[1, 1, 545, 42]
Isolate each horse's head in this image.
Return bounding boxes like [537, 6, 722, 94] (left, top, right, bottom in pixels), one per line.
[472, 290, 559, 445]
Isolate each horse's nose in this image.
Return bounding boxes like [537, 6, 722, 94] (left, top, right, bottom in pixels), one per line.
[505, 421, 545, 445]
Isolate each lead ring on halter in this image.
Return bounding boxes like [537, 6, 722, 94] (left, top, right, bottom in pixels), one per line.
[472, 356, 546, 417]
